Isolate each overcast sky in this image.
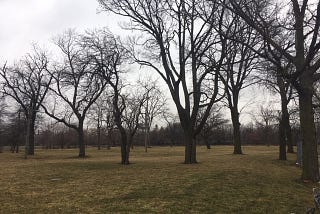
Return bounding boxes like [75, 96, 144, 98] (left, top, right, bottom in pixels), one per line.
[0, 0, 277, 124]
[0, 0, 125, 63]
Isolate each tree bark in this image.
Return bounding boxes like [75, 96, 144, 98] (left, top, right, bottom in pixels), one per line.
[184, 131, 197, 164]
[279, 118, 287, 160]
[120, 142, 128, 165]
[285, 117, 294, 153]
[125, 136, 133, 165]
[119, 127, 129, 165]
[231, 107, 243, 154]
[299, 73, 319, 181]
[278, 75, 294, 154]
[78, 126, 85, 158]
[27, 118, 35, 155]
[24, 116, 31, 159]
[97, 125, 101, 150]
[144, 127, 149, 152]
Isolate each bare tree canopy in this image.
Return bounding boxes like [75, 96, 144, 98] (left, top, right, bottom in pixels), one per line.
[0, 46, 52, 158]
[219, 10, 263, 154]
[42, 30, 108, 158]
[98, 0, 227, 163]
[138, 77, 168, 152]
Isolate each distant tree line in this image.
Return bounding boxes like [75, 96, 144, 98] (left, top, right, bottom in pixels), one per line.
[0, 110, 313, 151]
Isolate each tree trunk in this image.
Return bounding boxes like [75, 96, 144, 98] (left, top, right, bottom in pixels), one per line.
[285, 118, 294, 153]
[97, 125, 101, 150]
[279, 117, 287, 160]
[27, 118, 35, 155]
[24, 116, 31, 159]
[299, 74, 319, 181]
[205, 137, 211, 149]
[278, 84, 288, 160]
[78, 127, 85, 158]
[184, 131, 197, 164]
[120, 142, 128, 164]
[119, 128, 129, 165]
[121, 141, 130, 165]
[231, 108, 242, 154]
[144, 127, 150, 152]
[125, 136, 133, 165]
[278, 76, 294, 154]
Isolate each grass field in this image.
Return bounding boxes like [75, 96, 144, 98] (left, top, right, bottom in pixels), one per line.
[0, 146, 318, 213]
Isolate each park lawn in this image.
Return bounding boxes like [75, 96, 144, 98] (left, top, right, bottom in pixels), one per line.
[0, 146, 317, 213]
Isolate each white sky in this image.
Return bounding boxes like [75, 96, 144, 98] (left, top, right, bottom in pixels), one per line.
[0, 0, 125, 63]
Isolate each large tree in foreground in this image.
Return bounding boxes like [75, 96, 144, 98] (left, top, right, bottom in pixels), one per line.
[0, 47, 52, 158]
[228, 0, 320, 181]
[98, 0, 226, 163]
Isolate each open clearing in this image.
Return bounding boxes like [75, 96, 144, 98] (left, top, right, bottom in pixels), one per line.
[0, 146, 318, 213]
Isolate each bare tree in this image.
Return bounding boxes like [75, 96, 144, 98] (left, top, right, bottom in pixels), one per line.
[138, 78, 168, 152]
[88, 90, 114, 150]
[227, 0, 320, 181]
[199, 106, 228, 149]
[42, 30, 107, 158]
[81, 28, 140, 164]
[258, 59, 296, 160]
[163, 112, 180, 147]
[0, 46, 52, 158]
[219, 13, 262, 154]
[252, 105, 277, 146]
[122, 91, 146, 150]
[98, 0, 227, 163]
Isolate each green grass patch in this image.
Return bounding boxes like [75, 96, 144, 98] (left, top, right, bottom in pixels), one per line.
[0, 146, 317, 213]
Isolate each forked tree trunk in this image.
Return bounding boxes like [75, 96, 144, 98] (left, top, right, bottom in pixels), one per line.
[299, 73, 319, 181]
[231, 108, 242, 154]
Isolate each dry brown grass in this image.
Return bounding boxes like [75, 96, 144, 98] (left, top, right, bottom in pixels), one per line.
[0, 146, 318, 213]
